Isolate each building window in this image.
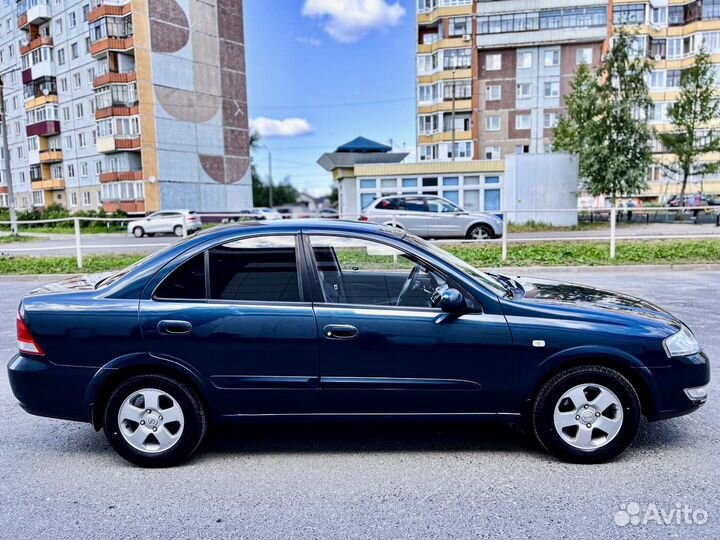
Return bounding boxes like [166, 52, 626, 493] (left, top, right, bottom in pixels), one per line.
[544, 81, 560, 98]
[518, 51, 532, 69]
[484, 146, 501, 160]
[67, 164, 75, 178]
[68, 11, 77, 28]
[71, 42, 79, 59]
[650, 70, 666, 89]
[360, 179, 376, 189]
[651, 7, 667, 26]
[402, 178, 418, 188]
[57, 48, 65, 65]
[516, 145, 530, 154]
[613, 5, 645, 26]
[83, 191, 91, 206]
[544, 49, 560, 66]
[76, 103, 84, 118]
[443, 48, 471, 70]
[576, 47, 593, 65]
[78, 132, 87, 148]
[517, 82, 532, 99]
[485, 53, 501, 71]
[448, 16, 472, 37]
[544, 112, 559, 128]
[486, 85, 501, 101]
[484, 189, 501, 211]
[667, 38, 682, 59]
[73, 73, 82, 89]
[32, 191, 44, 207]
[515, 114, 531, 130]
[82, 4, 90, 21]
[70, 192, 78, 206]
[485, 115, 500, 131]
[55, 19, 63, 34]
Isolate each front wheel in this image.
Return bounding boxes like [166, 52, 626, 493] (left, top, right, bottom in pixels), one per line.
[466, 224, 494, 240]
[103, 374, 208, 467]
[132, 227, 145, 238]
[532, 366, 641, 464]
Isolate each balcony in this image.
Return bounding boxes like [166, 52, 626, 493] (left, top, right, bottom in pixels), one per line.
[20, 36, 53, 56]
[93, 71, 136, 88]
[88, 1, 132, 23]
[90, 36, 134, 56]
[96, 104, 139, 119]
[97, 135, 141, 153]
[17, 0, 51, 28]
[103, 200, 145, 214]
[32, 178, 65, 191]
[100, 170, 143, 183]
[39, 149, 63, 163]
[26, 120, 60, 138]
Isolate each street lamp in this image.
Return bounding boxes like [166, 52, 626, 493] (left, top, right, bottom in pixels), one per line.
[0, 74, 18, 236]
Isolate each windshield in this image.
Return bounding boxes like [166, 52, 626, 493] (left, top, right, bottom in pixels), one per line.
[404, 234, 509, 297]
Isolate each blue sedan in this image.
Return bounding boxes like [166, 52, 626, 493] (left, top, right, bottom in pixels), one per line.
[8, 221, 710, 466]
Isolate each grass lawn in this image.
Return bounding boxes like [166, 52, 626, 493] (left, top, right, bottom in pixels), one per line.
[0, 235, 40, 244]
[2, 226, 127, 234]
[0, 239, 718, 275]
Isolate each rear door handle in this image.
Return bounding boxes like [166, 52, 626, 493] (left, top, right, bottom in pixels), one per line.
[157, 320, 193, 336]
[323, 324, 358, 340]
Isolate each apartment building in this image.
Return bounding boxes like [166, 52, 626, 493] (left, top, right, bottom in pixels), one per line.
[0, 0, 250, 215]
[416, 0, 720, 199]
[416, 0, 608, 164]
[613, 0, 720, 195]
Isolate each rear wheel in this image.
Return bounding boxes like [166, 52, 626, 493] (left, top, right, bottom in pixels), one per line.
[466, 224, 493, 240]
[532, 366, 640, 464]
[103, 374, 207, 467]
[132, 227, 145, 238]
[173, 225, 184, 237]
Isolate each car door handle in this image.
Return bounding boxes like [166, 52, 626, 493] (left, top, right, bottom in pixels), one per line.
[157, 320, 193, 336]
[323, 324, 358, 340]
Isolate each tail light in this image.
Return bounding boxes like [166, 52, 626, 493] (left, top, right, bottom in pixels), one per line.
[17, 308, 44, 356]
[359, 215, 368, 222]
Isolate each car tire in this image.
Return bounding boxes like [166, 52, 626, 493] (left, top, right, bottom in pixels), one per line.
[132, 227, 145, 238]
[103, 374, 208, 468]
[173, 225, 184, 237]
[532, 365, 641, 464]
[466, 224, 494, 240]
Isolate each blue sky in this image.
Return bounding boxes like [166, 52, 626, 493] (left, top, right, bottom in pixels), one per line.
[245, 0, 417, 196]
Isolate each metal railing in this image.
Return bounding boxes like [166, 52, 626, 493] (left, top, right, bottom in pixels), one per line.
[0, 206, 718, 270]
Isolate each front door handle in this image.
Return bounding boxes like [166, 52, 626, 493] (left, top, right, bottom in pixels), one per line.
[323, 324, 358, 340]
[157, 320, 193, 336]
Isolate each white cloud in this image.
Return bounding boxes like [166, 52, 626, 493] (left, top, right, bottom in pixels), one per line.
[296, 36, 323, 47]
[302, 0, 406, 43]
[250, 117, 314, 138]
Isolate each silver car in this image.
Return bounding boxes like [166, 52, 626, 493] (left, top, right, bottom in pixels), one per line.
[361, 195, 503, 239]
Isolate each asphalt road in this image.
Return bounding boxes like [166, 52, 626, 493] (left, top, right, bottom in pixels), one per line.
[1, 221, 719, 257]
[0, 270, 718, 540]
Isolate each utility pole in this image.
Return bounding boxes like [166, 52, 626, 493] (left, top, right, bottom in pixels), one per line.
[267, 150, 273, 208]
[0, 75, 18, 235]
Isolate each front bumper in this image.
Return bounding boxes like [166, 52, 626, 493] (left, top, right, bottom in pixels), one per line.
[644, 351, 711, 421]
[7, 354, 97, 423]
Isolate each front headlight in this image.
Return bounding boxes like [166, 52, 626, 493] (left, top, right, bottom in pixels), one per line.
[663, 326, 700, 357]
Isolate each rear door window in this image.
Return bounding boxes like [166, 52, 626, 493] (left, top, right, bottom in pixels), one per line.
[208, 235, 301, 302]
[155, 253, 206, 300]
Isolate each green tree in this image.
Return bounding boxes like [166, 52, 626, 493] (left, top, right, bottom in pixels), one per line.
[554, 32, 654, 204]
[658, 47, 720, 207]
[249, 134, 300, 207]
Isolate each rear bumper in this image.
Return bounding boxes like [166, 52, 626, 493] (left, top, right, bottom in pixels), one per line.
[644, 351, 711, 421]
[7, 354, 97, 423]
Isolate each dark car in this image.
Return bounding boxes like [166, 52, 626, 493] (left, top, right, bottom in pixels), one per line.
[8, 221, 709, 467]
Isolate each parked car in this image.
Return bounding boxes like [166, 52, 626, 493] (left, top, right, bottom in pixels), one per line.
[8, 221, 709, 467]
[667, 194, 720, 208]
[361, 195, 503, 239]
[235, 208, 283, 221]
[318, 208, 339, 219]
[127, 210, 202, 238]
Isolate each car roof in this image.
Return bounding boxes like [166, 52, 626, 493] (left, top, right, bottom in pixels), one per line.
[195, 219, 401, 239]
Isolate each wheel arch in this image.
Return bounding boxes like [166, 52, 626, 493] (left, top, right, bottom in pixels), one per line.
[465, 220, 495, 238]
[527, 348, 657, 420]
[86, 354, 211, 431]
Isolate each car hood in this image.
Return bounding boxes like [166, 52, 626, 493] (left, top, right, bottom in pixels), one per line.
[511, 276, 680, 325]
[29, 272, 113, 295]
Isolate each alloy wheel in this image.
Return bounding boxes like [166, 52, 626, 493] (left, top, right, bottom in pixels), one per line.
[552, 383, 624, 451]
[118, 388, 185, 453]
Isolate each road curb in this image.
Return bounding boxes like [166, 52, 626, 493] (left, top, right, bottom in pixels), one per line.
[1, 263, 719, 282]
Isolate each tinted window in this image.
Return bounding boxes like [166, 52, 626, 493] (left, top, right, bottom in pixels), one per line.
[376, 198, 401, 210]
[403, 198, 429, 212]
[209, 235, 301, 302]
[155, 253, 206, 300]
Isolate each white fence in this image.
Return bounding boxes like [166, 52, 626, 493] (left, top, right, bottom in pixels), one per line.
[0, 206, 719, 270]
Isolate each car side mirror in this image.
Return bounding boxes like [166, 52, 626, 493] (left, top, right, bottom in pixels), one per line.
[439, 288, 466, 314]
